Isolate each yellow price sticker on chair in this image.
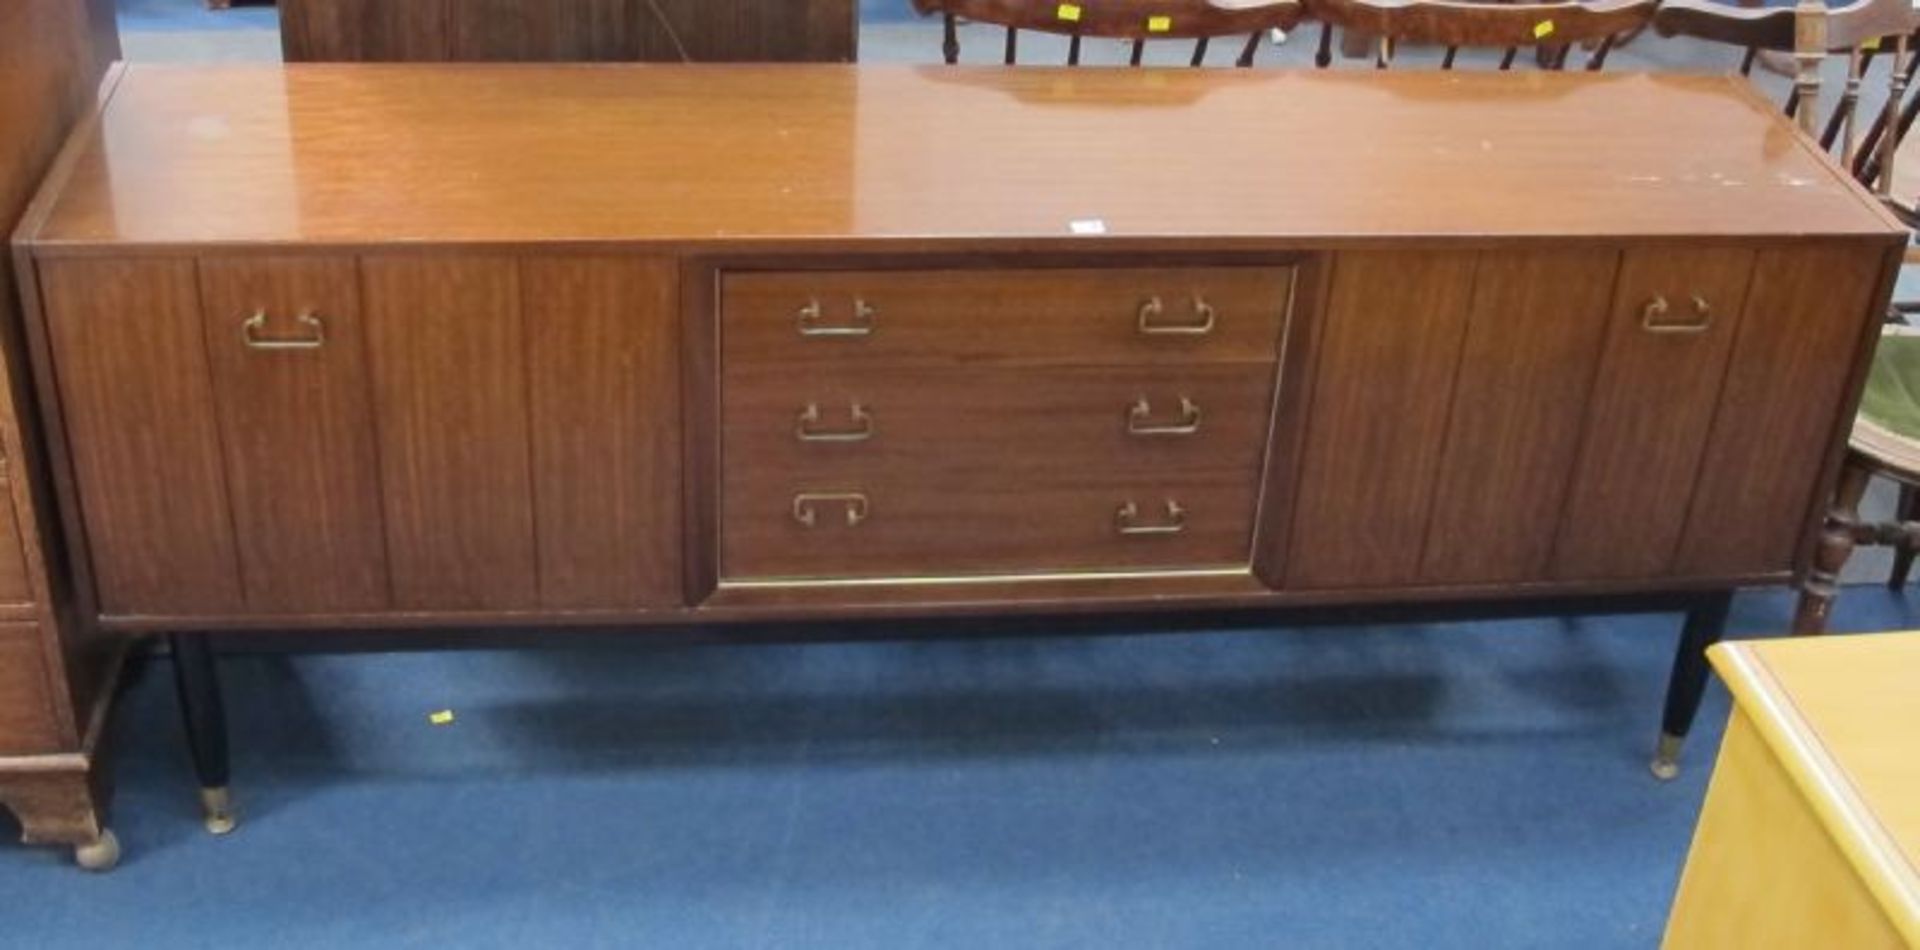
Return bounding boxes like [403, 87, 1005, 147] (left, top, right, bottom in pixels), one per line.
[1148, 15, 1173, 32]
[1057, 3, 1082, 22]
[1533, 19, 1555, 39]
[429, 709, 455, 725]
[1864, 36, 1882, 50]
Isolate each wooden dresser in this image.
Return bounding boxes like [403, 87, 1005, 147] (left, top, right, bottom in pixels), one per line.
[0, 0, 123, 870]
[1665, 634, 1920, 948]
[10, 65, 1905, 844]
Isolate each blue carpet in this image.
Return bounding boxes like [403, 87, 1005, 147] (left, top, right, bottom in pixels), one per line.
[4, 587, 1916, 947]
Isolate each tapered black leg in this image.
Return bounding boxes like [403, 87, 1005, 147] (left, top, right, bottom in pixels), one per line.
[1650, 592, 1733, 781]
[169, 633, 235, 834]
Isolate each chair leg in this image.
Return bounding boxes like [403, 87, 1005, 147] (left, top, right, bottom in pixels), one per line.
[1793, 461, 1872, 635]
[169, 633, 236, 835]
[1650, 591, 1733, 781]
[1889, 484, 1920, 588]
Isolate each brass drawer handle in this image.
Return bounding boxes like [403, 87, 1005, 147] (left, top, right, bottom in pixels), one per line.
[793, 492, 869, 528]
[1641, 294, 1713, 335]
[1138, 296, 1216, 336]
[797, 298, 876, 337]
[1127, 396, 1201, 437]
[1116, 499, 1186, 536]
[796, 402, 875, 442]
[242, 309, 325, 350]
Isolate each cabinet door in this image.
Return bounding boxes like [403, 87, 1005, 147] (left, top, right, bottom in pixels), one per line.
[525, 257, 682, 608]
[1676, 245, 1886, 575]
[1285, 251, 1477, 588]
[39, 258, 241, 614]
[1419, 250, 1617, 584]
[1551, 247, 1755, 579]
[199, 256, 389, 613]
[364, 256, 538, 610]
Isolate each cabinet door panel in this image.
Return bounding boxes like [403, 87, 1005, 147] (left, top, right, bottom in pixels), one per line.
[40, 258, 241, 614]
[1285, 251, 1477, 588]
[281, 0, 449, 61]
[525, 256, 681, 608]
[364, 256, 537, 610]
[199, 256, 389, 613]
[1551, 247, 1755, 579]
[0, 622, 60, 754]
[1676, 246, 1884, 575]
[1419, 250, 1617, 584]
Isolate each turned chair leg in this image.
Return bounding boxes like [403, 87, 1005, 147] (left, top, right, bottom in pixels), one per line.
[1651, 591, 1733, 781]
[1890, 484, 1920, 588]
[169, 633, 236, 835]
[1793, 461, 1871, 635]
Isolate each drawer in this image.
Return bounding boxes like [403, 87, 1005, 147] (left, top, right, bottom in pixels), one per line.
[722, 267, 1293, 368]
[0, 622, 61, 754]
[719, 364, 1277, 581]
[0, 470, 33, 606]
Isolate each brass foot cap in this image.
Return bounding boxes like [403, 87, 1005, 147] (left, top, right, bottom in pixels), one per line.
[200, 786, 237, 836]
[74, 830, 121, 872]
[1649, 732, 1684, 782]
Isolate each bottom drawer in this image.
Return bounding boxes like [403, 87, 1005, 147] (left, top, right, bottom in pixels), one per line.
[724, 476, 1258, 582]
[0, 622, 61, 754]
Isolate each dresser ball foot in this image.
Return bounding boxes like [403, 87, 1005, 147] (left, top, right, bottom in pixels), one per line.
[200, 786, 236, 835]
[1649, 732, 1685, 781]
[73, 830, 121, 872]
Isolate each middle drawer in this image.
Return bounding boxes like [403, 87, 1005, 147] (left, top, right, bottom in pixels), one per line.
[720, 363, 1277, 581]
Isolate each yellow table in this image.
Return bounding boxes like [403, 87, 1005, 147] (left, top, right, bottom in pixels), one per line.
[1665, 634, 1920, 948]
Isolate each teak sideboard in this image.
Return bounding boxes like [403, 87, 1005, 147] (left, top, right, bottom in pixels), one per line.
[10, 65, 1905, 852]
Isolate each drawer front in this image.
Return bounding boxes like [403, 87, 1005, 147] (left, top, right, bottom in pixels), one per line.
[723, 267, 1293, 368]
[0, 622, 61, 754]
[720, 365, 1275, 580]
[0, 469, 33, 606]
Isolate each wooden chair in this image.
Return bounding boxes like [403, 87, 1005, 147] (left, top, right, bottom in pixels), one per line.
[1306, 0, 1659, 70]
[910, 0, 1303, 67]
[1655, 0, 1920, 633]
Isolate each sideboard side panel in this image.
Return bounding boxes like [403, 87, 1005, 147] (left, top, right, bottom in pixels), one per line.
[1675, 245, 1884, 576]
[1284, 251, 1477, 589]
[363, 255, 538, 610]
[39, 258, 243, 614]
[1418, 249, 1618, 585]
[525, 256, 682, 609]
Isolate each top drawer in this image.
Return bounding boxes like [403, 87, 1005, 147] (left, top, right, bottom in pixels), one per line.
[722, 267, 1294, 368]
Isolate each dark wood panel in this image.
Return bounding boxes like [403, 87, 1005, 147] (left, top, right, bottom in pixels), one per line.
[363, 255, 537, 610]
[1551, 247, 1756, 580]
[282, 0, 856, 62]
[525, 256, 681, 608]
[281, 0, 450, 61]
[0, 623, 60, 754]
[449, 0, 640, 61]
[724, 267, 1294, 369]
[39, 258, 242, 615]
[1419, 250, 1617, 585]
[1285, 251, 1477, 589]
[1676, 246, 1884, 575]
[199, 256, 390, 613]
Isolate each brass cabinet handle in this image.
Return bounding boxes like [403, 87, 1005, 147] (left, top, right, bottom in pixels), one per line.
[1641, 294, 1713, 335]
[793, 492, 869, 528]
[1115, 499, 1186, 536]
[1127, 396, 1201, 437]
[242, 309, 325, 350]
[1138, 295, 1216, 336]
[797, 298, 876, 337]
[796, 402, 875, 442]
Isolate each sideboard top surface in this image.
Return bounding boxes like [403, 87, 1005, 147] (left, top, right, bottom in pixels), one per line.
[20, 64, 1903, 252]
